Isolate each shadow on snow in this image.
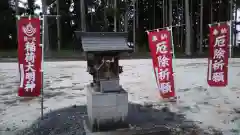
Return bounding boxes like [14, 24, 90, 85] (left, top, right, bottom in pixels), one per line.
[16, 103, 222, 135]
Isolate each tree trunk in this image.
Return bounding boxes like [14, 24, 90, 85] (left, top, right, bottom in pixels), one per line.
[80, 0, 86, 32]
[230, 0, 233, 57]
[133, 0, 137, 52]
[56, 0, 61, 51]
[234, 2, 238, 47]
[41, 0, 50, 53]
[185, 0, 191, 56]
[210, 0, 213, 23]
[163, 0, 165, 26]
[168, 0, 172, 26]
[15, 0, 19, 44]
[114, 0, 117, 32]
[104, 0, 108, 31]
[199, 0, 203, 53]
[27, 0, 34, 15]
[153, 0, 156, 28]
[136, 0, 139, 28]
[124, 0, 128, 32]
[15, 0, 19, 16]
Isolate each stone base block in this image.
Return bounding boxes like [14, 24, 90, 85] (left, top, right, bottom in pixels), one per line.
[99, 78, 121, 92]
[86, 85, 128, 132]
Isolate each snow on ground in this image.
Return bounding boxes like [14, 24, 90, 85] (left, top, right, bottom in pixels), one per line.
[1, 58, 240, 135]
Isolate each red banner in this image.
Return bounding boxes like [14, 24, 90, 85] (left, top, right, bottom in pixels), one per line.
[207, 22, 230, 87]
[18, 17, 42, 97]
[147, 29, 175, 99]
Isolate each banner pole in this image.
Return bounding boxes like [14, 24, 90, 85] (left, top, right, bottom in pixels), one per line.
[229, 21, 232, 58]
[41, 15, 45, 120]
[169, 26, 177, 101]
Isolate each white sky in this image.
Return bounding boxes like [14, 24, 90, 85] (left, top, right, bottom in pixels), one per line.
[19, 0, 42, 14]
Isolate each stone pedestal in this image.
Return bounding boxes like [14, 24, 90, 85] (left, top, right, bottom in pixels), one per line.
[99, 78, 121, 92]
[86, 85, 129, 132]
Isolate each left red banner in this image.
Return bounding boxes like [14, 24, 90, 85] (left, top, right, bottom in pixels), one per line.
[18, 17, 42, 97]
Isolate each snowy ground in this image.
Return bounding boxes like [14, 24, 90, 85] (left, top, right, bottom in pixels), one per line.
[1, 58, 240, 135]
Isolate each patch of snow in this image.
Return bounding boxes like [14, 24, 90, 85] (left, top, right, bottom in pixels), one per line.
[0, 58, 240, 134]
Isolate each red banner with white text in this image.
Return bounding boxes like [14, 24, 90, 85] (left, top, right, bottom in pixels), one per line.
[147, 29, 175, 99]
[18, 17, 42, 97]
[207, 22, 229, 87]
